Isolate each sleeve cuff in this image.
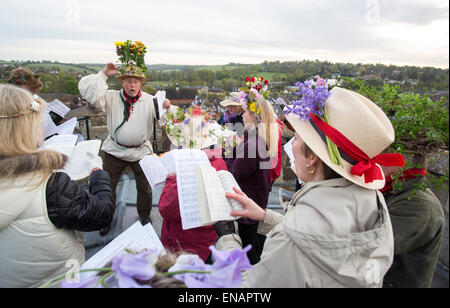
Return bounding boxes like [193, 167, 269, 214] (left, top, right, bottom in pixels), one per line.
[257, 209, 284, 235]
[216, 234, 242, 251]
[99, 70, 108, 81]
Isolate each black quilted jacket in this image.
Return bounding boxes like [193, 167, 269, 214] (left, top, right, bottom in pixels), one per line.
[46, 170, 114, 232]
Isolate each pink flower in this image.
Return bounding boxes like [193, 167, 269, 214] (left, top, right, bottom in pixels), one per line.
[316, 76, 326, 87]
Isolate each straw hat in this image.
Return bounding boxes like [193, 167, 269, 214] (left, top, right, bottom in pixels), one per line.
[220, 92, 242, 108]
[285, 87, 400, 190]
[117, 64, 147, 82]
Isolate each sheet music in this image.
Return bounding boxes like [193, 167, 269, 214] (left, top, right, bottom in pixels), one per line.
[47, 99, 71, 118]
[199, 167, 236, 222]
[284, 137, 295, 163]
[64, 140, 101, 180]
[80, 222, 166, 280]
[43, 112, 58, 139]
[217, 170, 244, 212]
[41, 135, 78, 157]
[139, 155, 170, 189]
[43, 117, 77, 138]
[283, 137, 302, 183]
[175, 149, 211, 230]
[160, 150, 177, 174]
[54, 117, 78, 135]
[155, 90, 167, 118]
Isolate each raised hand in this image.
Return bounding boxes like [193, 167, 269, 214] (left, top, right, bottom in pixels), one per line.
[226, 187, 266, 222]
[102, 63, 121, 77]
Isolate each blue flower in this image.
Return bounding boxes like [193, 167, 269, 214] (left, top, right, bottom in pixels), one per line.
[111, 250, 158, 288]
[168, 246, 253, 288]
[285, 77, 332, 121]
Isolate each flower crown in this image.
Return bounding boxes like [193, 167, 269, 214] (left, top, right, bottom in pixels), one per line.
[8, 74, 40, 84]
[0, 96, 41, 119]
[238, 77, 270, 120]
[115, 40, 148, 75]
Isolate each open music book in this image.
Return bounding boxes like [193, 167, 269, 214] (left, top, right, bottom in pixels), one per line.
[41, 135, 102, 181]
[140, 149, 244, 230]
[139, 152, 177, 190]
[194, 165, 244, 226]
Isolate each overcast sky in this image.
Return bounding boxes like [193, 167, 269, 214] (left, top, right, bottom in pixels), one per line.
[0, 0, 448, 68]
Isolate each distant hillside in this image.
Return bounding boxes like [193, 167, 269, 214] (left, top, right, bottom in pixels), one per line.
[0, 60, 252, 73]
[147, 63, 252, 72]
[0, 61, 99, 74]
[1, 59, 447, 94]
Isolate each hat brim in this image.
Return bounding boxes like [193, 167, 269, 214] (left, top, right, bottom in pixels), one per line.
[117, 74, 147, 82]
[284, 87, 394, 190]
[220, 100, 243, 108]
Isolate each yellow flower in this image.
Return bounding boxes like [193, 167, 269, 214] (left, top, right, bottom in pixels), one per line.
[246, 82, 250, 86]
[257, 107, 261, 114]
[249, 102, 256, 113]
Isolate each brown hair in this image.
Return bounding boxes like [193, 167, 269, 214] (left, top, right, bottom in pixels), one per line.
[0, 84, 66, 182]
[8, 68, 43, 95]
[303, 142, 342, 181]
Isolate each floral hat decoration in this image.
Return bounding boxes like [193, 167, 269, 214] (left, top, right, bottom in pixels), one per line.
[283, 76, 405, 189]
[115, 40, 148, 81]
[165, 104, 217, 150]
[238, 76, 271, 122]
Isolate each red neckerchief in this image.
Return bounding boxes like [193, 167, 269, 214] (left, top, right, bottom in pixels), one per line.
[380, 168, 428, 193]
[122, 89, 141, 121]
[309, 113, 405, 183]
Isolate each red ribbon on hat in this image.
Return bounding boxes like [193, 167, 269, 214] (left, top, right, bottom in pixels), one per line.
[309, 113, 405, 183]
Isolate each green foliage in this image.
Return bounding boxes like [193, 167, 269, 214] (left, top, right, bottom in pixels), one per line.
[60, 76, 78, 95]
[341, 77, 449, 156]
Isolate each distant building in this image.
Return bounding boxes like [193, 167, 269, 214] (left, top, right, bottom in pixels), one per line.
[164, 87, 197, 107]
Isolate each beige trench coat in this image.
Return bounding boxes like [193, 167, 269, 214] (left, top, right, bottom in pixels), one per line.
[217, 178, 394, 288]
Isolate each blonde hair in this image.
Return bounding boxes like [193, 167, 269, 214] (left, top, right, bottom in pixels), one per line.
[0, 84, 66, 181]
[250, 98, 279, 158]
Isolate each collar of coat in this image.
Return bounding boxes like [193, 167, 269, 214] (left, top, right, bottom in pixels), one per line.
[0, 152, 67, 178]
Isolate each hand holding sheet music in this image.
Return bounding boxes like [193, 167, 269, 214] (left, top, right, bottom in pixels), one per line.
[195, 165, 244, 226]
[41, 135, 102, 180]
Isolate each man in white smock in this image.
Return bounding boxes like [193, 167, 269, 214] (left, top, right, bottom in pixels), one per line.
[79, 61, 171, 235]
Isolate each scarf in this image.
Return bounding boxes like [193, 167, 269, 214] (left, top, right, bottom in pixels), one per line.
[380, 168, 428, 193]
[122, 89, 142, 121]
